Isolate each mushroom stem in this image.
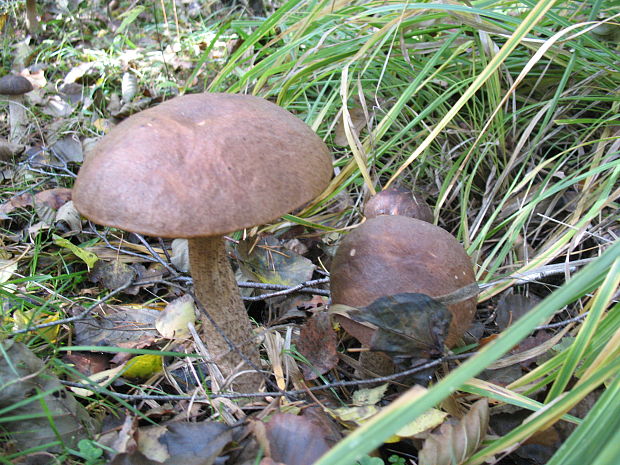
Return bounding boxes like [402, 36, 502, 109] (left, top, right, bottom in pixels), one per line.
[25, 0, 39, 35]
[8, 97, 27, 144]
[188, 235, 262, 393]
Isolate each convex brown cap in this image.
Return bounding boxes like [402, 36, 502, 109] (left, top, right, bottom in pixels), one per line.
[0, 75, 33, 95]
[73, 93, 333, 237]
[330, 215, 477, 348]
[364, 186, 433, 223]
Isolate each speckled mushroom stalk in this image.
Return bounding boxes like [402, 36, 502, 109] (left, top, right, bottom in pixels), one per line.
[72, 93, 333, 394]
[188, 236, 261, 387]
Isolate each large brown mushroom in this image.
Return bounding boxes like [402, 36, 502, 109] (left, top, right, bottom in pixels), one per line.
[330, 215, 477, 350]
[73, 93, 333, 392]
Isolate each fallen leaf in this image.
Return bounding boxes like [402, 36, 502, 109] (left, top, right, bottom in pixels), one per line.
[331, 384, 448, 442]
[252, 413, 331, 465]
[122, 71, 139, 102]
[55, 200, 82, 231]
[348, 293, 452, 361]
[0, 137, 24, 161]
[170, 238, 189, 272]
[59, 82, 85, 104]
[55, 234, 99, 268]
[495, 293, 541, 330]
[64, 352, 110, 377]
[122, 354, 163, 380]
[0, 340, 98, 454]
[393, 408, 448, 439]
[419, 399, 489, 465]
[296, 311, 338, 380]
[0, 187, 72, 218]
[0, 258, 18, 283]
[334, 104, 367, 147]
[155, 294, 196, 339]
[330, 384, 387, 425]
[42, 94, 75, 117]
[12, 308, 60, 342]
[111, 97, 153, 118]
[51, 134, 84, 163]
[64, 61, 99, 84]
[491, 409, 559, 464]
[133, 421, 232, 465]
[68, 364, 125, 397]
[89, 259, 136, 288]
[237, 235, 315, 286]
[73, 304, 160, 347]
[352, 383, 389, 406]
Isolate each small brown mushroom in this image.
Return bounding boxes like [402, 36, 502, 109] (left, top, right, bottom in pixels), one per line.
[364, 186, 433, 223]
[0, 75, 33, 144]
[73, 93, 333, 392]
[330, 215, 477, 349]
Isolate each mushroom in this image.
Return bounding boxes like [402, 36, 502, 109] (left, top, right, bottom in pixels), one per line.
[0, 75, 33, 144]
[73, 93, 333, 392]
[364, 186, 433, 222]
[330, 215, 477, 351]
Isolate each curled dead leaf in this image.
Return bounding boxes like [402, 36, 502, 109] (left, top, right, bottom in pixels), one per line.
[419, 399, 489, 465]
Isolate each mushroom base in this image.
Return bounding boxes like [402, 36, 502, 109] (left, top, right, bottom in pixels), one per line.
[189, 236, 262, 393]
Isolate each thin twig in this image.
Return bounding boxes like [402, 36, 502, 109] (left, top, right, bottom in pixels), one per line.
[60, 353, 473, 401]
[170, 276, 330, 299]
[134, 233, 179, 276]
[535, 312, 588, 330]
[482, 258, 594, 288]
[243, 278, 330, 301]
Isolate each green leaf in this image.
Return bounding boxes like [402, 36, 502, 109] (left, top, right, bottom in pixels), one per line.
[53, 235, 98, 268]
[115, 6, 146, 35]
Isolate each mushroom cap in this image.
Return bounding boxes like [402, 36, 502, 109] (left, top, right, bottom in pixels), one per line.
[0, 75, 33, 95]
[73, 93, 333, 237]
[364, 186, 433, 223]
[330, 215, 477, 348]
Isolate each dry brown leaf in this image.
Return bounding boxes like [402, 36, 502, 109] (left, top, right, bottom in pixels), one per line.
[0, 340, 98, 455]
[296, 311, 339, 380]
[418, 399, 489, 465]
[252, 413, 331, 465]
[334, 105, 367, 147]
[51, 134, 84, 163]
[495, 293, 541, 330]
[89, 259, 137, 290]
[0, 187, 72, 218]
[0, 138, 24, 161]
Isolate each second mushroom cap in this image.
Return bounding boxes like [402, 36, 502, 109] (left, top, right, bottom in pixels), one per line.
[330, 215, 477, 348]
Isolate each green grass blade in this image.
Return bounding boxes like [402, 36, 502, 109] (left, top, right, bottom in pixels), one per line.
[546, 373, 620, 465]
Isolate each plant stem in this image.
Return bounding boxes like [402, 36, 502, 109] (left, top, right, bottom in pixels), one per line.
[188, 235, 262, 393]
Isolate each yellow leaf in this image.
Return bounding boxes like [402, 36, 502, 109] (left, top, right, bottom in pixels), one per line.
[12, 309, 60, 342]
[331, 405, 380, 424]
[122, 354, 163, 380]
[390, 408, 448, 440]
[155, 295, 196, 339]
[352, 384, 389, 406]
[53, 234, 99, 268]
